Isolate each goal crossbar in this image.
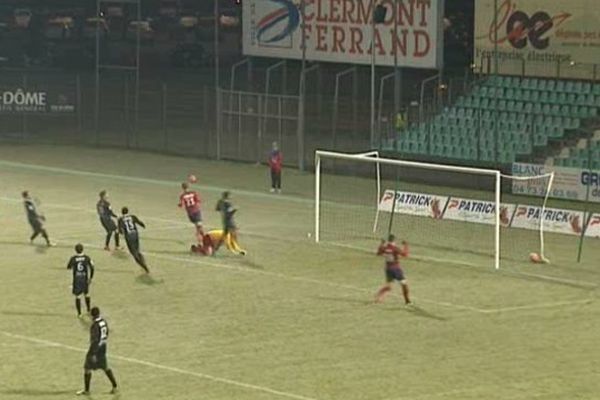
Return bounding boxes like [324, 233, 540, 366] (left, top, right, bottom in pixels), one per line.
[314, 150, 503, 269]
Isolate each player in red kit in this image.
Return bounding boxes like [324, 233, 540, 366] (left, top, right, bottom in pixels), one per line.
[178, 182, 204, 244]
[375, 234, 411, 305]
[268, 141, 282, 193]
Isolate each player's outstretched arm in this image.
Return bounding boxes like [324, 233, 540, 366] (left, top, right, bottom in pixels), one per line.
[134, 216, 146, 229]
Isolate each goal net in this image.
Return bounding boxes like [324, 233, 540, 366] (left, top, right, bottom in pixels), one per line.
[314, 150, 554, 270]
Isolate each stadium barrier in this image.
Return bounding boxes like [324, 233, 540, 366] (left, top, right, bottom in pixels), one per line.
[378, 189, 600, 238]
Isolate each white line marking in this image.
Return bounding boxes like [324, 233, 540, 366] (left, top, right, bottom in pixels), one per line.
[326, 241, 598, 290]
[0, 159, 313, 206]
[0, 331, 318, 400]
[480, 298, 594, 313]
[1, 165, 594, 314]
[2, 196, 591, 314]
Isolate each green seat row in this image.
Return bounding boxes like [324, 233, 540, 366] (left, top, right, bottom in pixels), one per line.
[471, 88, 600, 107]
[484, 75, 600, 95]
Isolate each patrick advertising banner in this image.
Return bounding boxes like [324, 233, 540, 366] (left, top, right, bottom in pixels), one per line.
[378, 189, 600, 238]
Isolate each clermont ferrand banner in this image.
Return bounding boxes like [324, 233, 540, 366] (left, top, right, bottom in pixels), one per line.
[474, 0, 600, 78]
[243, 0, 444, 69]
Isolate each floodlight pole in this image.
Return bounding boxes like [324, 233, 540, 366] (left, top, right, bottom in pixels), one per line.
[393, 0, 400, 121]
[214, 0, 221, 160]
[95, 0, 141, 148]
[370, 8, 376, 148]
[297, 0, 307, 171]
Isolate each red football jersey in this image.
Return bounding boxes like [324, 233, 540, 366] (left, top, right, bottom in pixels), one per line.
[268, 150, 282, 173]
[377, 242, 409, 269]
[179, 191, 201, 214]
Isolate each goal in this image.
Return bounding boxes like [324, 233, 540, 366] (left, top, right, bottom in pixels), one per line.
[314, 150, 554, 270]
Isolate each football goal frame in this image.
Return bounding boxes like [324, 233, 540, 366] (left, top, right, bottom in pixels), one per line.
[314, 150, 555, 270]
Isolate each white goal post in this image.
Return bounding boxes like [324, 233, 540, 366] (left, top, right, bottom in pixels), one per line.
[314, 150, 555, 270]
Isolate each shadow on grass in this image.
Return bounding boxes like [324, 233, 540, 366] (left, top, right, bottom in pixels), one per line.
[110, 250, 130, 260]
[383, 304, 447, 321]
[135, 274, 164, 286]
[239, 256, 264, 270]
[0, 240, 71, 252]
[152, 249, 194, 257]
[0, 388, 75, 396]
[78, 316, 91, 330]
[317, 295, 374, 306]
[0, 310, 70, 318]
[145, 236, 188, 246]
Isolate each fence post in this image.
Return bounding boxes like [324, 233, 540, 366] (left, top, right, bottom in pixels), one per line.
[257, 94, 263, 164]
[124, 76, 130, 148]
[237, 91, 242, 158]
[216, 87, 222, 160]
[162, 82, 168, 151]
[22, 74, 28, 139]
[277, 96, 283, 147]
[76, 74, 83, 139]
[203, 85, 209, 157]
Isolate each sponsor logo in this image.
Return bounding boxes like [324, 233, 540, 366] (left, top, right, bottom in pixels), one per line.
[256, 0, 300, 46]
[485, 0, 571, 50]
[0, 88, 47, 112]
[581, 172, 600, 187]
[431, 198, 442, 219]
[448, 199, 495, 214]
[378, 190, 448, 219]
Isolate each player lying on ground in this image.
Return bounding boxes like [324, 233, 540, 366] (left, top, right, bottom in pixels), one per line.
[96, 190, 120, 251]
[375, 234, 411, 305]
[77, 307, 118, 396]
[22, 191, 54, 246]
[191, 227, 246, 256]
[67, 243, 95, 318]
[117, 207, 150, 274]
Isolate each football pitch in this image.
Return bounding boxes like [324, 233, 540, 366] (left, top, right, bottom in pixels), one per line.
[1, 144, 599, 400]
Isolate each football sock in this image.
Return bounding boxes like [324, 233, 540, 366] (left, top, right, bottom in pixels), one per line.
[105, 369, 118, 388]
[105, 233, 111, 248]
[30, 231, 39, 241]
[114, 233, 120, 247]
[41, 230, 50, 244]
[84, 296, 91, 312]
[401, 284, 410, 304]
[84, 372, 91, 392]
[75, 298, 82, 315]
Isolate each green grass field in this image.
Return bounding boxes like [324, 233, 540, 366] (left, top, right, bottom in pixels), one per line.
[1, 144, 599, 400]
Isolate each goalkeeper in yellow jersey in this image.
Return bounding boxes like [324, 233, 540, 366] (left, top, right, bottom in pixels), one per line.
[191, 227, 246, 256]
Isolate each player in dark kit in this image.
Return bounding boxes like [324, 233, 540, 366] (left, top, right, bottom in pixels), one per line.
[77, 307, 118, 396]
[67, 244, 95, 318]
[118, 207, 150, 273]
[213, 191, 237, 253]
[22, 191, 54, 246]
[97, 190, 120, 251]
[375, 234, 411, 305]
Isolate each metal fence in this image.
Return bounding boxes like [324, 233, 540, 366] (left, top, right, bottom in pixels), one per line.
[0, 67, 406, 168]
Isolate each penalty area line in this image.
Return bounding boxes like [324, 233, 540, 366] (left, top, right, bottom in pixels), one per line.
[0, 331, 319, 400]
